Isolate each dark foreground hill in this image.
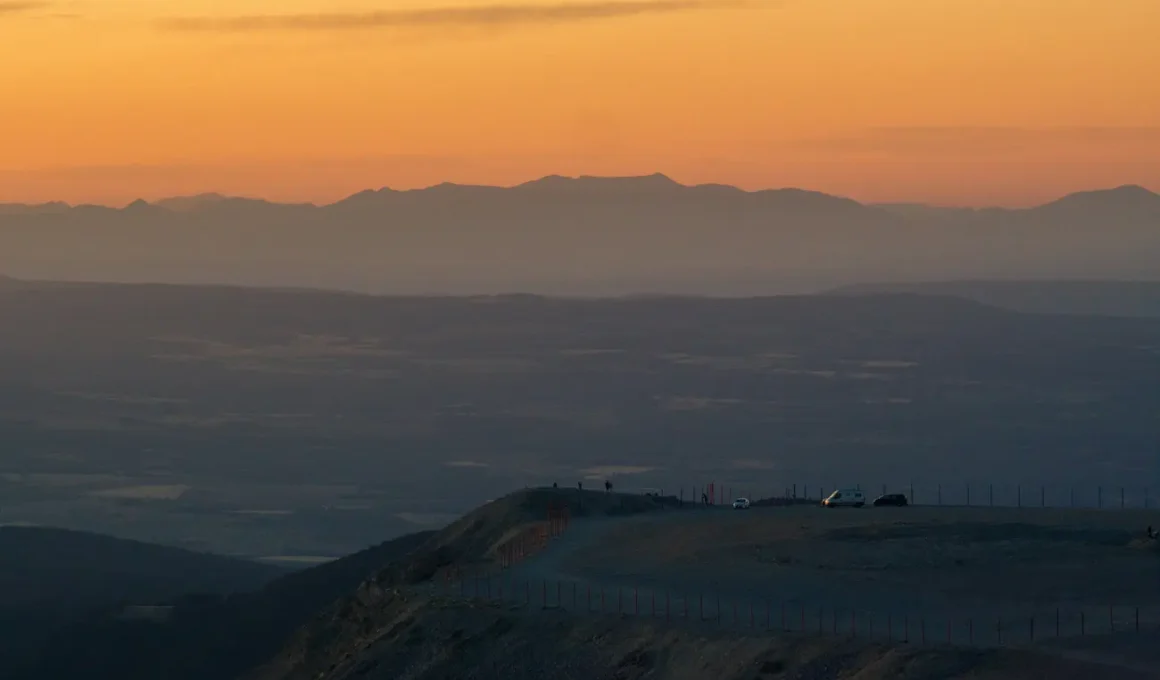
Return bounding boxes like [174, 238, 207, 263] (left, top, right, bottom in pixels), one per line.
[0, 526, 285, 675]
[0, 525, 283, 610]
[12, 530, 434, 680]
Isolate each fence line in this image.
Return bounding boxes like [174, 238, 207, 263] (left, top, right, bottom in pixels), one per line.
[435, 495, 1159, 650]
[439, 573, 1160, 649]
[662, 482, 1154, 510]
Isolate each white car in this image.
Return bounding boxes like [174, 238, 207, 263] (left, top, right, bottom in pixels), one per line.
[732, 497, 751, 509]
[822, 488, 865, 508]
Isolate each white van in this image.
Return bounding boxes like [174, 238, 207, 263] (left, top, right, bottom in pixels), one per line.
[822, 488, 865, 508]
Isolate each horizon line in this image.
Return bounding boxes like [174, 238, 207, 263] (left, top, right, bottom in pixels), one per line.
[1, 172, 1156, 212]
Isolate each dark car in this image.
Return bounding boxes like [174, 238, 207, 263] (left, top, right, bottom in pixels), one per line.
[873, 493, 908, 507]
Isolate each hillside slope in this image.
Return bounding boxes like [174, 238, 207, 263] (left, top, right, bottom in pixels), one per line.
[253, 588, 1150, 680]
[0, 525, 285, 677]
[14, 530, 434, 680]
[0, 525, 284, 610]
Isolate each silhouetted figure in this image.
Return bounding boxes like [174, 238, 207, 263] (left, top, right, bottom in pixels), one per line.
[1149, 525, 1156, 539]
[577, 481, 582, 491]
[702, 492, 708, 506]
[604, 480, 612, 493]
[552, 482, 557, 489]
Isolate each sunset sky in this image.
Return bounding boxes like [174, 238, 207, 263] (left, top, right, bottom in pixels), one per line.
[2, 0, 1158, 206]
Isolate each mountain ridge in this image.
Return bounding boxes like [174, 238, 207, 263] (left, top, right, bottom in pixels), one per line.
[1, 174, 1156, 212]
[2, 174, 1158, 296]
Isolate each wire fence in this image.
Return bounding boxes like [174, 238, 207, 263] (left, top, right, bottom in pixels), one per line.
[654, 482, 1156, 510]
[431, 488, 1160, 651]
[437, 573, 1160, 647]
[435, 572, 1160, 648]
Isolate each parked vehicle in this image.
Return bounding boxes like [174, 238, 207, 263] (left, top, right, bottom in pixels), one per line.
[732, 497, 751, 509]
[822, 489, 865, 508]
[872, 493, 909, 507]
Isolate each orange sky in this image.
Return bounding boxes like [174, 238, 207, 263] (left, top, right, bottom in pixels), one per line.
[2, 0, 1158, 206]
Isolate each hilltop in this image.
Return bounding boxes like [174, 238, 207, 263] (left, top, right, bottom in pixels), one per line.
[250, 489, 1159, 680]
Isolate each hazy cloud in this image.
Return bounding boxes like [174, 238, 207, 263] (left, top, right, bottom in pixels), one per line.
[0, 1, 50, 14]
[158, 0, 751, 32]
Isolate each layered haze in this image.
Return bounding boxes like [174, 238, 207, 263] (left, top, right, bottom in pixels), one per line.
[1, 176, 1158, 295]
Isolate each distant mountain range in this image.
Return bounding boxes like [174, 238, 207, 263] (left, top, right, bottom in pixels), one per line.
[829, 280, 1160, 317]
[2, 175, 1158, 295]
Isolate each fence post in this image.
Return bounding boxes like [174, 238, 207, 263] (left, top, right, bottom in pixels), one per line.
[904, 615, 909, 643]
[1041, 486, 1045, 508]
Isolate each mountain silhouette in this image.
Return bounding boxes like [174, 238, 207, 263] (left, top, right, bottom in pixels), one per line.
[0, 175, 1156, 295]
